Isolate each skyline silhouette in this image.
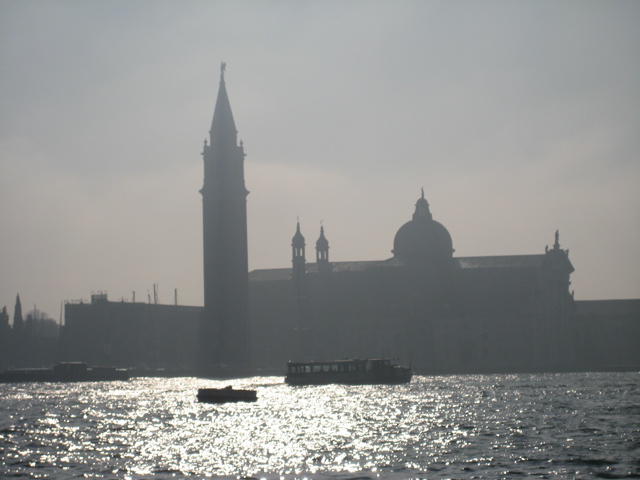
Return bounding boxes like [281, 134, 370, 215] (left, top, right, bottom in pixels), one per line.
[1, 1, 639, 319]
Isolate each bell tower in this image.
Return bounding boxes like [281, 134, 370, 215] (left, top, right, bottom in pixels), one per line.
[291, 221, 306, 287]
[200, 63, 250, 372]
[316, 225, 332, 273]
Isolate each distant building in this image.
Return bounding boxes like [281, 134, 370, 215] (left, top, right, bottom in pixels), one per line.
[249, 199, 578, 373]
[61, 294, 200, 370]
[0, 295, 60, 369]
[211, 68, 636, 374]
[573, 299, 640, 369]
[57, 66, 639, 375]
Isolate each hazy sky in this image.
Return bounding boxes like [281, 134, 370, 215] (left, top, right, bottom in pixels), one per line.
[1, 0, 639, 320]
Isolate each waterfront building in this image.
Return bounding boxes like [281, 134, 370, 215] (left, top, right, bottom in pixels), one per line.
[249, 198, 577, 373]
[61, 294, 201, 370]
[58, 67, 639, 375]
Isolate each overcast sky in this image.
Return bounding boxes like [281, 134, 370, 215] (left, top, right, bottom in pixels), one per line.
[1, 0, 639, 321]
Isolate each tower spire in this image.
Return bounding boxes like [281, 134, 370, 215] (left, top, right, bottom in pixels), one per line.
[209, 62, 237, 146]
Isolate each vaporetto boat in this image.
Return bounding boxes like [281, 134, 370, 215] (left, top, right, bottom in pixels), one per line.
[285, 358, 412, 385]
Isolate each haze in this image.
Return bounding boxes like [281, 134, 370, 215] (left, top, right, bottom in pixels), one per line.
[1, 0, 639, 320]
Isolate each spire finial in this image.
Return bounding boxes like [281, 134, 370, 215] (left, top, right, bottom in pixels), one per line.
[421, 187, 425, 199]
[554, 230, 560, 250]
[220, 62, 226, 83]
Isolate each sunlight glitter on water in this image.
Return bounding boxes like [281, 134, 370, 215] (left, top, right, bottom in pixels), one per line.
[1, 373, 639, 478]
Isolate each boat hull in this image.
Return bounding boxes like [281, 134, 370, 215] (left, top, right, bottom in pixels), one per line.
[285, 371, 412, 386]
[196, 387, 257, 403]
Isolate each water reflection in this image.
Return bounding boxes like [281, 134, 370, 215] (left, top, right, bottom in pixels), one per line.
[1, 373, 639, 478]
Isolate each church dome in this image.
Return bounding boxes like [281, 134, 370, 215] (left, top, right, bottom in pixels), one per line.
[392, 190, 454, 265]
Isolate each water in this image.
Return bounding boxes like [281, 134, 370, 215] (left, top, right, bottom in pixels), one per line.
[1, 373, 639, 479]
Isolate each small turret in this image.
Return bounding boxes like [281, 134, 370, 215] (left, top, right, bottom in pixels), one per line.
[292, 221, 306, 262]
[316, 225, 332, 273]
[316, 225, 329, 261]
[544, 230, 573, 266]
[291, 221, 306, 293]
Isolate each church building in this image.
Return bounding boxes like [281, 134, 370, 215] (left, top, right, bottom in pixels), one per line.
[58, 65, 638, 375]
[248, 202, 576, 373]
[203, 65, 577, 374]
